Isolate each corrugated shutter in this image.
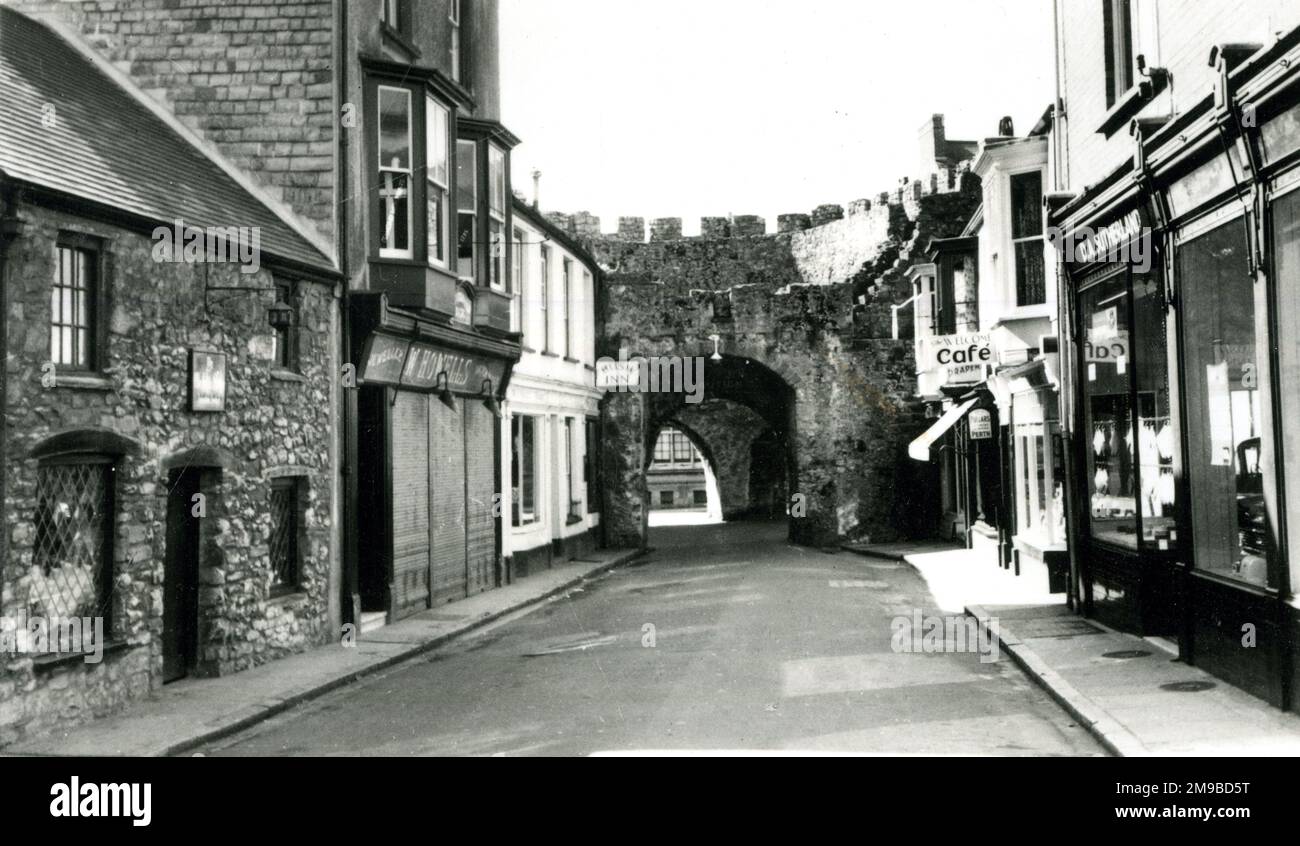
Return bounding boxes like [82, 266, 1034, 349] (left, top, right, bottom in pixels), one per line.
[465, 402, 497, 595]
[430, 396, 467, 603]
[391, 391, 430, 619]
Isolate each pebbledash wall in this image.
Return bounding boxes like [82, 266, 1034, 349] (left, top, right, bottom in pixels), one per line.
[0, 204, 336, 744]
[553, 182, 981, 548]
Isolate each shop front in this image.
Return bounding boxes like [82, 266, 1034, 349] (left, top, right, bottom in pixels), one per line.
[350, 293, 519, 627]
[1054, 30, 1300, 707]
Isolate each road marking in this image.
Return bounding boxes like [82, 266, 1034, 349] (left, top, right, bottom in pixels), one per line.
[828, 580, 890, 589]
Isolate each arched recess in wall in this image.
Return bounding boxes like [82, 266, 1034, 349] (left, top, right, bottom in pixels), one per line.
[639, 353, 797, 535]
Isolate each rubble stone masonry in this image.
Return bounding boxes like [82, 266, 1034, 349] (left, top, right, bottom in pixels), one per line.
[0, 202, 336, 745]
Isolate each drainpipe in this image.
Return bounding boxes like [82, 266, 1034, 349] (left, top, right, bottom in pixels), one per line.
[336, 0, 360, 628]
[0, 174, 19, 573]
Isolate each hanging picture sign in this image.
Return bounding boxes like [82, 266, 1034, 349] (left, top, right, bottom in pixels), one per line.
[190, 350, 227, 412]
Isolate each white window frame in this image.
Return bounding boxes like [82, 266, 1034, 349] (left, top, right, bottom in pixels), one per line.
[511, 227, 525, 334]
[488, 144, 507, 291]
[449, 0, 462, 83]
[377, 85, 414, 260]
[425, 96, 451, 269]
[456, 138, 478, 280]
[561, 257, 572, 356]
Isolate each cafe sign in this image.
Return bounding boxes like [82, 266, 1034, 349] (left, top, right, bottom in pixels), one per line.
[359, 333, 507, 394]
[920, 332, 992, 386]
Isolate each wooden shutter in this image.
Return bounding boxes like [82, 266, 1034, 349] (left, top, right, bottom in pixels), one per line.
[430, 395, 467, 603]
[390, 391, 430, 618]
[464, 402, 497, 595]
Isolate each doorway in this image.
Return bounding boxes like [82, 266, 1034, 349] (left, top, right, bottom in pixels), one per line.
[163, 467, 202, 683]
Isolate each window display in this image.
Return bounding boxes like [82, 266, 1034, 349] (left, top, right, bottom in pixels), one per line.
[1081, 274, 1139, 548]
[1179, 220, 1272, 587]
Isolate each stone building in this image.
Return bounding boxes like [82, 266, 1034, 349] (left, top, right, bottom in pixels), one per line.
[0, 6, 339, 743]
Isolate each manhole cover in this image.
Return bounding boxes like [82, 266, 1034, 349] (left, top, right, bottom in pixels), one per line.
[1160, 680, 1217, 693]
[1102, 649, 1152, 659]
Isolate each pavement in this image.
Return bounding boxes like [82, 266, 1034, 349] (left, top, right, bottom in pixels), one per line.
[183, 518, 1103, 756]
[899, 546, 1300, 756]
[3, 547, 641, 757]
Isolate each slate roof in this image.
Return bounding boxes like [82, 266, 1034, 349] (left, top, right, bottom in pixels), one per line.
[0, 7, 333, 271]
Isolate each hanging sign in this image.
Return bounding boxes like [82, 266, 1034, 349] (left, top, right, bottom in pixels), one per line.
[968, 409, 993, 440]
[190, 350, 227, 412]
[920, 333, 993, 386]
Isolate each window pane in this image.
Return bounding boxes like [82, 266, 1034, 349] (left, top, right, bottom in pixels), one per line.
[1180, 221, 1271, 587]
[427, 185, 445, 265]
[32, 462, 111, 620]
[1132, 272, 1176, 551]
[426, 98, 449, 186]
[1276, 189, 1300, 592]
[1082, 275, 1138, 548]
[380, 173, 410, 252]
[1015, 240, 1046, 305]
[1011, 172, 1043, 239]
[489, 219, 503, 288]
[489, 145, 505, 216]
[457, 140, 477, 211]
[521, 417, 535, 514]
[378, 88, 411, 171]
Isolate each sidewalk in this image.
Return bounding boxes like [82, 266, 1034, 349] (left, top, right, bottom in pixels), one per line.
[900, 544, 1300, 756]
[3, 548, 642, 757]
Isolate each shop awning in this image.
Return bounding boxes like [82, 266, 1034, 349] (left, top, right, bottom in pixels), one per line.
[908, 397, 980, 462]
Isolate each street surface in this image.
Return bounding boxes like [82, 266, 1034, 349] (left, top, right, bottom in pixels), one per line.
[201, 519, 1104, 756]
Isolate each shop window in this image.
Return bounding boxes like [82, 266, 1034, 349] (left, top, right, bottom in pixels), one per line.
[1103, 0, 1134, 107]
[1180, 221, 1271, 587]
[268, 478, 303, 597]
[1274, 188, 1300, 593]
[660, 490, 674, 506]
[512, 415, 537, 525]
[565, 418, 580, 521]
[456, 139, 477, 280]
[1011, 171, 1046, 306]
[52, 238, 101, 371]
[426, 97, 451, 269]
[1081, 274, 1138, 548]
[32, 459, 114, 622]
[1132, 272, 1176, 551]
[488, 145, 506, 290]
[1013, 416, 1064, 546]
[377, 87, 413, 259]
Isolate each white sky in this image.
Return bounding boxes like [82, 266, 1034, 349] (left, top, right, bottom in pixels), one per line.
[500, 0, 1055, 235]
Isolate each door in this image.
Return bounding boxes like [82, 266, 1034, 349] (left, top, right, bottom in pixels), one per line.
[163, 468, 201, 683]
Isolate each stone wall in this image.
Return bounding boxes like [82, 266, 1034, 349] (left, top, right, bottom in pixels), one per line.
[5, 0, 336, 239]
[581, 182, 981, 548]
[0, 201, 336, 745]
[667, 400, 769, 518]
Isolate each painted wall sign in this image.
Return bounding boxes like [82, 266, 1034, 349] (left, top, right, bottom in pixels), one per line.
[359, 333, 409, 384]
[1074, 210, 1145, 265]
[968, 409, 993, 440]
[190, 350, 227, 412]
[359, 334, 507, 394]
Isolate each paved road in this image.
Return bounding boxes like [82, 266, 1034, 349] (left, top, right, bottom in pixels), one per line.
[201, 519, 1104, 756]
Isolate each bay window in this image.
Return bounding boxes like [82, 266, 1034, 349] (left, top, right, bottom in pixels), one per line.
[425, 97, 450, 269]
[377, 86, 413, 259]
